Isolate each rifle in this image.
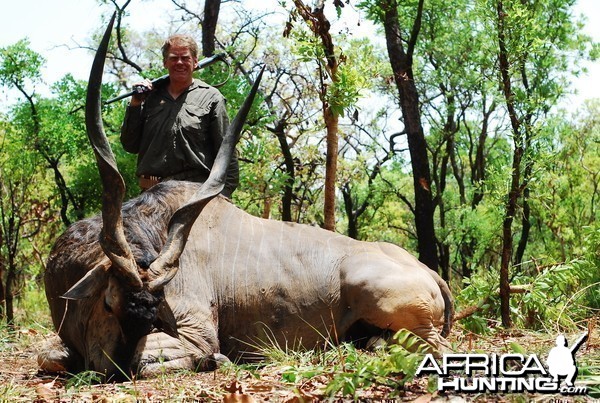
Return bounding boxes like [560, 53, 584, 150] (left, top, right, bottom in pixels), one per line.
[105, 52, 228, 105]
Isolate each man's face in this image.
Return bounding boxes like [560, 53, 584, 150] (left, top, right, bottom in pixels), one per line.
[164, 45, 198, 85]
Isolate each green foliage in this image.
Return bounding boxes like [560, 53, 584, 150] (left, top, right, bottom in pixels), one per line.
[456, 269, 499, 334]
[285, 20, 370, 119]
[235, 130, 293, 216]
[325, 331, 427, 398]
[457, 240, 599, 333]
[0, 116, 50, 322]
[14, 279, 51, 328]
[0, 39, 44, 90]
[349, 164, 414, 244]
[268, 330, 428, 399]
[327, 64, 361, 118]
[579, 351, 600, 398]
[490, 0, 584, 117]
[65, 371, 105, 389]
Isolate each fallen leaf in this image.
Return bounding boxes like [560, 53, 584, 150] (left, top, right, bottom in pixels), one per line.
[20, 327, 38, 336]
[35, 379, 56, 401]
[224, 380, 244, 394]
[223, 393, 256, 403]
[287, 386, 321, 403]
[411, 393, 432, 403]
[245, 383, 273, 393]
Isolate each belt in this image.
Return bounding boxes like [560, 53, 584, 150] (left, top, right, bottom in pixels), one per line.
[166, 171, 209, 182]
[138, 171, 209, 190]
[139, 175, 161, 190]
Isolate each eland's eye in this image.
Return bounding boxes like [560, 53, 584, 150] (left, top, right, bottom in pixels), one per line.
[104, 300, 113, 313]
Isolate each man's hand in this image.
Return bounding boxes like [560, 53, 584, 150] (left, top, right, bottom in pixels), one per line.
[130, 79, 153, 106]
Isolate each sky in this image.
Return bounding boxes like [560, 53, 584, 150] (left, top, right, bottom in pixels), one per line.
[1, 0, 598, 110]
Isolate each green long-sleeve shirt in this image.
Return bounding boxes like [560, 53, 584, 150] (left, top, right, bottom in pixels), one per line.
[120, 78, 239, 196]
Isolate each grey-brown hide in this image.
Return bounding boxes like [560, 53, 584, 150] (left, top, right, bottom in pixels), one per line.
[41, 181, 453, 378]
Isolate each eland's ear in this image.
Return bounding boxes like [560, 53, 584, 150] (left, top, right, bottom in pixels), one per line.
[154, 300, 179, 339]
[62, 264, 109, 300]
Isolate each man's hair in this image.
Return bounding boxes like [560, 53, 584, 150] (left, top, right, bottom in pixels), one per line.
[161, 34, 199, 60]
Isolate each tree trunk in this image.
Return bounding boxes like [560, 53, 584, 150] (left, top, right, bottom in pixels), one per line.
[461, 98, 495, 278]
[272, 119, 295, 222]
[496, 0, 524, 328]
[323, 107, 339, 231]
[262, 192, 272, 219]
[515, 183, 531, 266]
[381, 0, 439, 272]
[5, 258, 15, 326]
[435, 91, 459, 280]
[0, 231, 5, 322]
[342, 183, 359, 239]
[202, 0, 221, 56]
[471, 99, 494, 208]
[292, 0, 340, 232]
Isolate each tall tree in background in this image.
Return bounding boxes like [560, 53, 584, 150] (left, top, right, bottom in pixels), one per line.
[286, 0, 340, 231]
[418, 0, 501, 280]
[0, 121, 45, 325]
[493, 0, 585, 327]
[202, 0, 221, 56]
[0, 41, 86, 226]
[361, 0, 439, 272]
[287, 0, 341, 231]
[169, 0, 221, 56]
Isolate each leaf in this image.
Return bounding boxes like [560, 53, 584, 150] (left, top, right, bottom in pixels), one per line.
[412, 394, 433, 403]
[509, 341, 527, 355]
[35, 379, 57, 401]
[224, 380, 244, 394]
[245, 383, 273, 393]
[223, 393, 257, 403]
[282, 370, 298, 383]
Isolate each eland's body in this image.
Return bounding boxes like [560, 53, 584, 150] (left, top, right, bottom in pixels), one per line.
[42, 182, 452, 377]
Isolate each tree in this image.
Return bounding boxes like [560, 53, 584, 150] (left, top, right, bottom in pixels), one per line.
[338, 41, 397, 240]
[359, 0, 439, 272]
[0, 119, 47, 325]
[415, 0, 491, 279]
[285, 0, 342, 231]
[0, 41, 87, 226]
[202, 0, 221, 56]
[492, 0, 587, 327]
[168, 0, 222, 56]
[533, 101, 600, 262]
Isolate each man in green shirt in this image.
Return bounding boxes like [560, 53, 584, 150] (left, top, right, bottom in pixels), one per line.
[121, 34, 239, 196]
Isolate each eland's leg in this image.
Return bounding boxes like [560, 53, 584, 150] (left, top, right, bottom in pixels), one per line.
[340, 253, 451, 353]
[37, 334, 82, 373]
[133, 323, 228, 377]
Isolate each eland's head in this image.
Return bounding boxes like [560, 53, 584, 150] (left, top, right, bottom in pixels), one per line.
[48, 13, 262, 379]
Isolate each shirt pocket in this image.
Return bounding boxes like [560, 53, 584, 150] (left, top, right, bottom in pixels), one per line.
[179, 105, 211, 145]
[144, 104, 165, 125]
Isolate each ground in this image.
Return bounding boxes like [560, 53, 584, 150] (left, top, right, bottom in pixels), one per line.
[1, 325, 598, 402]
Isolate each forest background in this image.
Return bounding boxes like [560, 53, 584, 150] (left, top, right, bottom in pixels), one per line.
[0, 0, 599, 390]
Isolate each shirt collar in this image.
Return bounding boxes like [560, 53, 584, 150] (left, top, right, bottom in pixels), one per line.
[189, 78, 211, 90]
[155, 78, 210, 101]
